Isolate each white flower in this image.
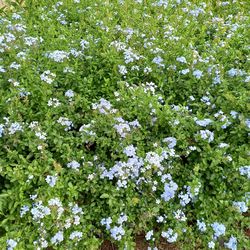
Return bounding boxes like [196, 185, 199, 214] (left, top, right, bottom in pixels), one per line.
[228, 68, 243, 77]
[70, 203, 83, 215]
[101, 217, 112, 230]
[178, 192, 191, 206]
[156, 216, 164, 223]
[114, 122, 131, 138]
[92, 98, 113, 114]
[218, 143, 229, 148]
[48, 197, 62, 207]
[174, 209, 186, 221]
[63, 67, 75, 73]
[64, 218, 71, 229]
[144, 67, 152, 73]
[41, 239, 48, 248]
[12, 13, 21, 20]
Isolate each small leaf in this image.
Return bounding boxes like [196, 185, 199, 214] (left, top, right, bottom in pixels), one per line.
[100, 193, 109, 199]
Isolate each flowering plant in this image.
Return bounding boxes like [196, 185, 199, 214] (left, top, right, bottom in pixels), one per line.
[0, 0, 249, 249]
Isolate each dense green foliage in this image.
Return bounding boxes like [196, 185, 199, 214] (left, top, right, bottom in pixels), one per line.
[0, 0, 249, 249]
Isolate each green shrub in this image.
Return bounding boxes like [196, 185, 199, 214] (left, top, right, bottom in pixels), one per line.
[0, 0, 249, 249]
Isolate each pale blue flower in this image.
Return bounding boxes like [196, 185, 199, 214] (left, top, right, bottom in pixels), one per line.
[7, 239, 17, 250]
[161, 228, 178, 243]
[245, 119, 250, 129]
[0, 124, 4, 137]
[31, 201, 51, 220]
[180, 68, 190, 75]
[8, 122, 23, 134]
[67, 160, 80, 170]
[224, 236, 237, 250]
[195, 118, 213, 127]
[208, 241, 215, 249]
[101, 217, 112, 230]
[197, 220, 207, 232]
[152, 56, 164, 67]
[65, 89, 74, 98]
[40, 70, 56, 84]
[161, 181, 178, 201]
[193, 70, 203, 79]
[69, 231, 83, 241]
[46, 50, 69, 62]
[176, 56, 187, 63]
[51, 231, 64, 245]
[233, 201, 248, 213]
[118, 65, 127, 75]
[123, 145, 136, 157]
[211, 222, 226, 238]
[199, 129, 214, 142]
[228, 68, 237, 77]
[20, 205, 29, 217]
[239, 166, 250, 179]
[230, 111, 238, 119]
[57, 117, 73, 131]
[118, 213, 128, 224]
[145, 230, 154, 241]
[178, 192, 191, 206]
[163, 137, 177, 148]
[110, 226, 125, 241]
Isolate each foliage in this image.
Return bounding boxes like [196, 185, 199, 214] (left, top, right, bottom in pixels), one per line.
[0, 0, 249, 249]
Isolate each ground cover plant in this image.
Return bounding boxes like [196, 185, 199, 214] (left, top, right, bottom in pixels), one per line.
[0, 0, 249, 249]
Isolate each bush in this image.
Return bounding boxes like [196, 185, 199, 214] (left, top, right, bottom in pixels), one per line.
[0, 0, 249, 249]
